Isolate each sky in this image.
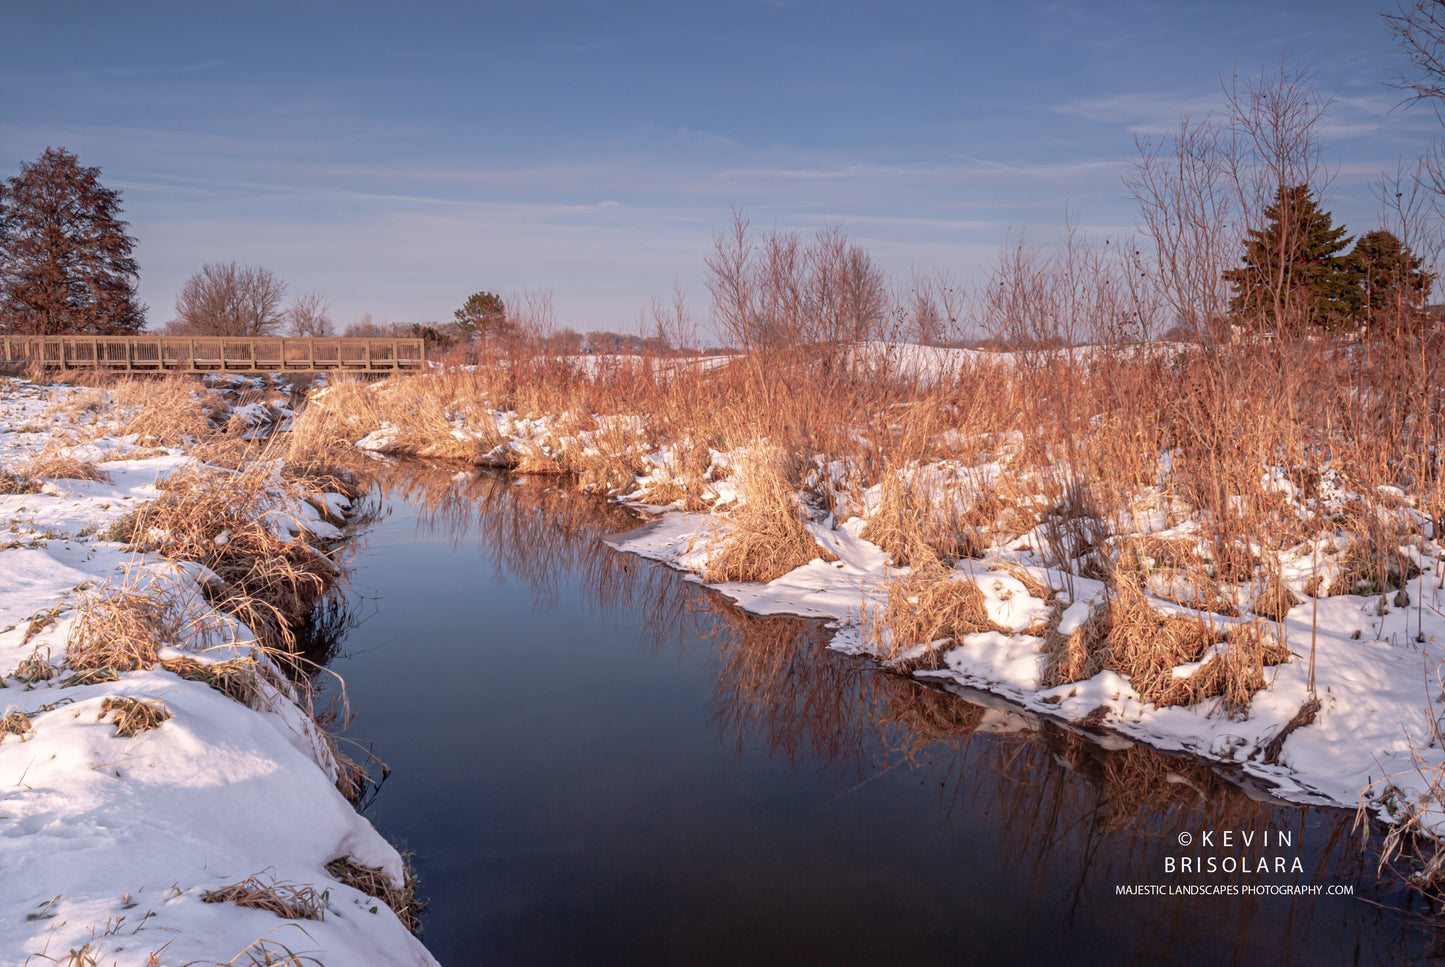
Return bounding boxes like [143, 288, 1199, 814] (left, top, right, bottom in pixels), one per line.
[1, 0, 1438, 339]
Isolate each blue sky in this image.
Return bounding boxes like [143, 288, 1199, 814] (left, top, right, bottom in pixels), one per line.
[1, 0, 1436, 337]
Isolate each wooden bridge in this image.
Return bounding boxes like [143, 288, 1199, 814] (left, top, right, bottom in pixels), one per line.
[0, 335, 427, 374]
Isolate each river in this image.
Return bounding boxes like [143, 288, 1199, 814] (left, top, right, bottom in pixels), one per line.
[311, 462, 1444, 966]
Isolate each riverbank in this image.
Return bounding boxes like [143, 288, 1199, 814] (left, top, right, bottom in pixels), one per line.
[0, 376, 436, 966]
[297, 339, 1445, 873]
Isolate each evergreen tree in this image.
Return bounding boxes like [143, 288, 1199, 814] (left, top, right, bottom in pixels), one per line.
[453, 291, 508, 342]
[0, 147, 145, 334]
[1345, 229, 1432, 324]
[1224, 185, 1360, 331]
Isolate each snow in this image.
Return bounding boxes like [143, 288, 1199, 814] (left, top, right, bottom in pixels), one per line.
[0, 378, 436, 966]
[605, 447, 1445, 835]
[316, 356, 1445, 839]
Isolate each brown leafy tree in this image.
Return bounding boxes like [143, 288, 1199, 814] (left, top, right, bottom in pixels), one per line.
[0, 147, 145, 334]
[169, 262, 287, 336]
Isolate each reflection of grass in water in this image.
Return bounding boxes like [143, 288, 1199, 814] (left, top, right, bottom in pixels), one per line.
[358, 459, 1420, 964]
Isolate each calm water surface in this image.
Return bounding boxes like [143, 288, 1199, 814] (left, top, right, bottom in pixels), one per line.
[316, 463, 1445, 966]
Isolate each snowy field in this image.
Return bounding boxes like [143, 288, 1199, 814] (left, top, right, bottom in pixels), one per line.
[0, 378, 436, 966]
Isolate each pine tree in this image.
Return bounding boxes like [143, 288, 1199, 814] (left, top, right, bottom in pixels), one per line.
[453, 291, 508, 342]
[1224, 185, 1361, 332]
[1345, 229, 1432, 325]
[0, 148, 145, 334]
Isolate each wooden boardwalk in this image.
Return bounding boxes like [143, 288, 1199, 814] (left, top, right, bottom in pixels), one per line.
[0, 335, 427, 374]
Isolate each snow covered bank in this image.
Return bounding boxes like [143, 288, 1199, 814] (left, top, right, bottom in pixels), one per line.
[608, 494, 1445, 832]
[0, 378, 436, 966]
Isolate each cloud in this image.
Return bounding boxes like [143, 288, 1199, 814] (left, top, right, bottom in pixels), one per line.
[1052, 91, 1227, 133]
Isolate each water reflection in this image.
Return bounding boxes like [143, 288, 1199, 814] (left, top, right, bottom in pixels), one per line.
[339, 461, 1445, 966]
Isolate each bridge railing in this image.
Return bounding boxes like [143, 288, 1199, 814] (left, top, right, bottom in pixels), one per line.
[0, 335, 427, 373]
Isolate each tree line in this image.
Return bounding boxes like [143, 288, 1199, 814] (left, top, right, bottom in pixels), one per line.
[0, 137, 1440, 345]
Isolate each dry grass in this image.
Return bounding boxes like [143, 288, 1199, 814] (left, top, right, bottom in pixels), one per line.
[1041, 576, 1289, 716]
[16, 444, 110, 484]
[0, 708, 34, 743]
[224, 936, 325, 967]
[12, 647, 57, 684]
[160, 655, 268, 708]
[0, 471, 42, 494]
[107, 447, 341, 653]
[97, 696, 172, 736]
[201, 876, 325, 921]
[860, 472, 984, 569]
[870, 569, 1008, 658]
[108, 377, 211, 445]
[324, 856, 424, 934]
[67, 586, 186, 673]
[1252, 567, 1301, 622]
[701, 443, 838, 583]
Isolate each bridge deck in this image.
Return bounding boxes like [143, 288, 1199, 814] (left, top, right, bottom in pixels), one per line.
[0, 335, 427, 373]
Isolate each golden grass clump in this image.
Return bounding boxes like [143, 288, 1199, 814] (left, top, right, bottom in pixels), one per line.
[67, 588, 182, 673]
[12, 647, 57, 684]
[0, 471, 42, 495]
[870, 570, 1008, 658]
[108, 377, 211, 445]
[115, 455, 339, 652]
[17, 444, 110, 484]
[283, 378, 382, 468]
[159, 655, 267, 708]
[0, 708, 34, 743]
[201, 876, 325, 921]
[59, 667, 120, 688]
[1252, 568, 1300, 622]
[97, 696, 172, 736]
[325, 855, 424, 934]
[1041, 577, 1289, 716]
[701, 444, 838, 583]
[860, 473, 984, 569]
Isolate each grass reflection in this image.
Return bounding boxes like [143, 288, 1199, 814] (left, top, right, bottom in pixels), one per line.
[344, 460, 1444, 965]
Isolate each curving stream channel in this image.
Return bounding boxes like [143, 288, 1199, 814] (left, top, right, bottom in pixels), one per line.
[311, 462, 1445, 966]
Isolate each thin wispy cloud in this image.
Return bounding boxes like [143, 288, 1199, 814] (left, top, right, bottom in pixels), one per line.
[0, 0, 1434, 337]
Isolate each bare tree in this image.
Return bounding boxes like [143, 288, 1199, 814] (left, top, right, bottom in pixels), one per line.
[1127, 116, 1238, 342]
[287, 290, 333, 337]
[1222, 60, 1336, 337]
[170, 263, 287, 336]
[704, 208, 889, 354]
[640, 282, 697, 355]
[1387, 0, 1445, 114]
[506, 288, 554, 340]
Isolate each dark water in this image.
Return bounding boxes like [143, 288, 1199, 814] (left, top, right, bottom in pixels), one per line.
[317, 463, 1445, 966]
